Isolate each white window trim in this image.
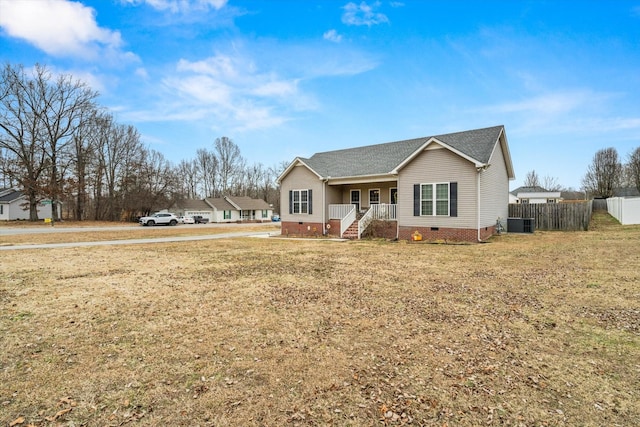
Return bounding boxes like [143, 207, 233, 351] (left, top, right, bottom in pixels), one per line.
[350, 189, 361, 210]
[369, 188, 380, 206]
[420, 182, 450, 216]
[292, 189, 309, 214]
[389, 187, 397, 204]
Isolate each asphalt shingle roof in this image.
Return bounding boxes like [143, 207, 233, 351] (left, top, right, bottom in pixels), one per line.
[204, 198, 236, 210]
[0, 190, 23, 202]
[227, 196, 271, 210]
[300, 125, 504, 179]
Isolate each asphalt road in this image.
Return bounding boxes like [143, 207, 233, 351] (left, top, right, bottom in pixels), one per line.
[0, 223, 278, 250]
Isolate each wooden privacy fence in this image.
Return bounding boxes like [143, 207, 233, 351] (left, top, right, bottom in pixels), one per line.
[508, 201, 593, 231]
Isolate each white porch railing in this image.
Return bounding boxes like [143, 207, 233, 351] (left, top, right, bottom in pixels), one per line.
[359, 204, 397, 238]
[329, 204, 357, 237]
[329, 203, 397, 238]
[370, 203, 397, 220]
[329, 204, 355, 219]
[358, 208, 374, 239]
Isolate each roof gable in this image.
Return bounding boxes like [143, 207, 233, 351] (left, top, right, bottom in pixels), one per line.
[227, 196, 271, 210]
[279, 125, 509, 181]
[175, 199, 213, 211]
[204, 197, 237, 210]
[0, 190, 25, 203]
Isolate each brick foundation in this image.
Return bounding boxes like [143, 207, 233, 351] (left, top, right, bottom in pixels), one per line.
[281, 221, 327, 237]
[399, 225, 497, 243]
[282, 221, 497, 243]
[327, 219, 342, 238]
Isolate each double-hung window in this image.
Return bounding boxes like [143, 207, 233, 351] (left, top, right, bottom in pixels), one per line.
[414, 182, 457, 217]
[290, 189, 312, 215]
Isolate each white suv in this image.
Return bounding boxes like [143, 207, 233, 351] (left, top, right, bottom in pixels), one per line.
[139, 212, 179, 226]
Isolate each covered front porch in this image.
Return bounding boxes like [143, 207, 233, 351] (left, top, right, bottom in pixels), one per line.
[328, 203, 397, 239]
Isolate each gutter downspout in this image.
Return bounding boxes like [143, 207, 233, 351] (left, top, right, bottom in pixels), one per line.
[477, 169, 481, 242]
[476, 164, 490, 242]
[322, 178, 327, 235]
[395, 174, 400, 240]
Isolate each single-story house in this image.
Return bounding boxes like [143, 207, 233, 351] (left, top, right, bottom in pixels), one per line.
[510, 186, 562, 204]
[277, 125, 515, 242]
[0, 188, 56, 221]
[171, 195, 273, 223]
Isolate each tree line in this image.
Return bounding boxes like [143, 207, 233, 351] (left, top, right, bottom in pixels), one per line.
[0, 63, 284, 222]
[521, 145, 640, 198]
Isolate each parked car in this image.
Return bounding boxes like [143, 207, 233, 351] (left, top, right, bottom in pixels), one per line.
[139, 212, 179, 226]
[192, 215, 210, 224]
[272, 214, 280, 222]
[177, 216, 195, 224]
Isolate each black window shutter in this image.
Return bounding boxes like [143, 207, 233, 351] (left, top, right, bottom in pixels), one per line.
[413, 184, 420, 216]
[289, 190, 293, 214]
[450, 182, 458, 217]
[308, 189, 313, 214]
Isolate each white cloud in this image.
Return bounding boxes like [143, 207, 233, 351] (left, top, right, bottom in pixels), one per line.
[121, 0, 227, 13]
[342, 1, 389, 26]
[323, 29, 343, 43]
[488, 92, 594, 116]
[136, 53, 305, 131]
[135, 68, 149, 79]
[0, 0, 133, 61]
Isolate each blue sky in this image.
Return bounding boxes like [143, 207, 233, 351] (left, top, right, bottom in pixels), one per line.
[1, 0, 639, 190]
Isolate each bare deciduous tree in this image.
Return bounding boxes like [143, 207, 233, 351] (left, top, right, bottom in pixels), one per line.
[195, 148, 217, 197]
[582, 147, 622, 198]
[36, 64, 98, 222]
[542, 175, 562, 191]
[627, 146, 640, 193]
[523, 170, 540, 188]
[215, 136, 243, 196]
[178, 159, 200, 199]
[0, 63, 49, 220]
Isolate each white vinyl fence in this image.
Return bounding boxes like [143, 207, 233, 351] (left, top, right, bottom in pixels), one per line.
[607, 197, 640, 225]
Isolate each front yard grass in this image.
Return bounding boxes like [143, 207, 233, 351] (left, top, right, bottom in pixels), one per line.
[1, 212, 639, 426]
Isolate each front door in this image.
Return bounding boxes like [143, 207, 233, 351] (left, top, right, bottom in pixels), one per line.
[350, 190, 360, 212]
[390, 188, 398, 204]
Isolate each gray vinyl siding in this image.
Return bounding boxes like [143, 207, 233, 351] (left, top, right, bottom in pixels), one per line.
[479, 137, 510, 227]
[280, 164, 323, 223]
[397, 146, 478, 228]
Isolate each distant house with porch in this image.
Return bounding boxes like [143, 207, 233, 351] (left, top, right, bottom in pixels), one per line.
[277, 125, 515, 242]
[510, 186, 563, 204]
[170, 195, 273, 223]
[0, 188, 56, 221]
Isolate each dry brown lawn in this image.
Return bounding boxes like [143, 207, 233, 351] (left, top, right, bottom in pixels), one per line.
[0, 221, 280, 246]
[1, 212, 639, 426]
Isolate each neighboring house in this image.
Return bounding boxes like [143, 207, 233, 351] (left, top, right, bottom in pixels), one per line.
[205, 196, 273, 222]
[171, 199, 214, 222]
[510, 186, 562, 204]
[277, 125, 515, 242]
[613, 187, 640, 198]
[0, 188, 55, 221]
[171, 195, 273, 223]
